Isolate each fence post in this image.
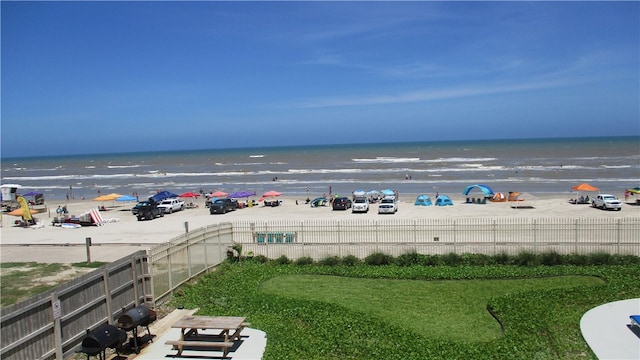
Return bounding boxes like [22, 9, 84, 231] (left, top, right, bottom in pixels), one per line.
[102, 268, 113, 322]
[51, 293, 63, 360]
[453, 219, 457, 254]
[617, 219, 621, 254]
[492, 219, 497, 255]
[574, 218, 579, 254]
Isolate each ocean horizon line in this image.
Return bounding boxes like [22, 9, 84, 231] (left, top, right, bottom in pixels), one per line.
[2, 135, 637, 161]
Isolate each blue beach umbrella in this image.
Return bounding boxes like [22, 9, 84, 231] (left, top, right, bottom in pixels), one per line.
[116, 195, 137, 202]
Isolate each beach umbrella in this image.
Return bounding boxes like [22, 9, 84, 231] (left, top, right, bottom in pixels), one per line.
[7, 208, 38, 216]
[381, 189, 395, 196]
[210, 191, 228, 197]
[261, 190, 282, 197]
[353, 190, 366, 197]
[93, 193, 122, 202]
[115, 195, 137, 202]
[228, 191, 256, 199]
[179, 191, 201, 198]
[626, 187, 640, 194]
[259, 190, 282, 202]
[22, 191, 42, 197]
[571, 183, 599, 192]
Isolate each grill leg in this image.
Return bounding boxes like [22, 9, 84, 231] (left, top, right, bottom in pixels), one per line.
[145, 325, 153, 342]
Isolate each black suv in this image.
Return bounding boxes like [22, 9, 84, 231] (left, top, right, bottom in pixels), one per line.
[332, 197, 352, 210]
[209, 198, 238, 214]
[131, 199, 164, 221]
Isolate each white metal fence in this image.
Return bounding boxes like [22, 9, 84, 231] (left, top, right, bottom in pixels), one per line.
[232, 218, 640, 260]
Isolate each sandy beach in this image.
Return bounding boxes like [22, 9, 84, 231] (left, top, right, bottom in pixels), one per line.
[1, 193, 638, 264]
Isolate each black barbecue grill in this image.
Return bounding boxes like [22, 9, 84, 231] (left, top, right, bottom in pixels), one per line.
[79, 324, 127, 360]
[116, 304, 156, 353]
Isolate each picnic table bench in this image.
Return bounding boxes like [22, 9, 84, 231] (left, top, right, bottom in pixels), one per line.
[165, 316, 248, 358]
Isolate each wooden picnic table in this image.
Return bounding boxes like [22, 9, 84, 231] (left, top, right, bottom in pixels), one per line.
[166, 315, 248, 358]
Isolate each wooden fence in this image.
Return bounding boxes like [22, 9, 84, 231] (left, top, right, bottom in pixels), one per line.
[0, 251, 151, 360]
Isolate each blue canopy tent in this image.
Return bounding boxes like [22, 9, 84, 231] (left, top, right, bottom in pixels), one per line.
[462, 184, 495, 197]
[415, 195, 432, 206]
[150, 191, 179, 202]
[435, 195, 454, 206]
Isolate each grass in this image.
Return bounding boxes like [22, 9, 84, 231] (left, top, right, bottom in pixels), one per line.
[259, 274, 604, 342]
[172, 261, 640, 359]
[0, 262, 107, 307]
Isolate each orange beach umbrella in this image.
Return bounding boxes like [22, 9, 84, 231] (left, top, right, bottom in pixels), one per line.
[93, 193, 122, 201]
[7, 208, 38, 216]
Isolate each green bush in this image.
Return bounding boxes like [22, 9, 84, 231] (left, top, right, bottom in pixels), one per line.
[273, 255, 291, 265]
[364, 252, 392, 265]
[294, 256, 314, 265]
[541, 251, 564, 266]
[588, 252, 612, 265]
[251, 254, 269, 263]
[341, 255, 361, 266]
[492, 252, 511, 265]
[318, 256, 341, 266]
[513, 251, 539, 266]
[441, 252, 463, 266]
[395, 251, 422, 266]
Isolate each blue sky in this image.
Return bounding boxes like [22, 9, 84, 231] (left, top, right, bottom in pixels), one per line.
[2, 1, 638, 157]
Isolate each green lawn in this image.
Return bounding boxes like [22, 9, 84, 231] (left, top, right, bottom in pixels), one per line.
[259, 274, 604, 342]
[172, 261, 640, 359]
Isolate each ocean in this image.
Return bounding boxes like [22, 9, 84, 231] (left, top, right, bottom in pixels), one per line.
[1, 136, 638, 202]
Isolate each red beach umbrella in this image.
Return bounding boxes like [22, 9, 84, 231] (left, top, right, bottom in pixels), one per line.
[210, 191, 228, 197]
[179, 191, 201, 198]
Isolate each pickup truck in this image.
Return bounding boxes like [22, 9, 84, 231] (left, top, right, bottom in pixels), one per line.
[591, 194, 622, 211]
[209, 198, 238, 214]
[157, 198, 185, 214]
[131, 200, 164, 221]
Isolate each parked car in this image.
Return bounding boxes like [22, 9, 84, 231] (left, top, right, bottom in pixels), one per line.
[157, 198, 185, 214]
[332, 197, 352, 210]
[378, 196, 398, 214]
[352, 197, 369, 213]
[131, 199, 164, 221]
[591, 194, 622, 211]
[209, 198, 238, 214]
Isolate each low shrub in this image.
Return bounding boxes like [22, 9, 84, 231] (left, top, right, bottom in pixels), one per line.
[342, 255, 361, 266]
[273, 255, 291, 265]
[318, 256, 341, 266]
[294, 256, 314, 265]
[364, 252, 392, 265]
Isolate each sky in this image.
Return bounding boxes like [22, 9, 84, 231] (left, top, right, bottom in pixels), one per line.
[1, 1, 639, 158]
